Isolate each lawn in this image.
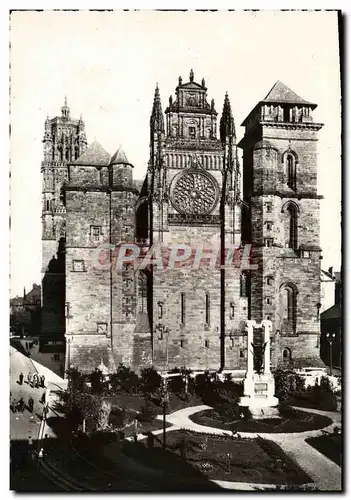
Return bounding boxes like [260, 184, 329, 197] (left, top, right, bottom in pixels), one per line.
[190, 405, 332, 433]
[121, 429, 311, 486]
[305, 435, 342, 466]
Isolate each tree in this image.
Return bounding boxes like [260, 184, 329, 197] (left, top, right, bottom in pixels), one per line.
[115, 363, 140, 393]
[90, 369, 104, 394]
[66, 391, 102, 433]
[66, 367, 86, 393]
[140, 367, 162, 395]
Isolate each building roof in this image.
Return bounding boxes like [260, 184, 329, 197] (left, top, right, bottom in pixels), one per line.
[320, 303, 341, 320]
[109, 147, 131, 166]
[240, 80, 317, 127]
[262, 80, 316, 107]
[73, 141, 111, 166]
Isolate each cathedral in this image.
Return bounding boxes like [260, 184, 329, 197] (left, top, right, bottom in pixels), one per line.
[41, 71, 324, 374]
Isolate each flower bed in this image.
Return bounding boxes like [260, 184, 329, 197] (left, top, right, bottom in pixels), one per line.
[190, 405, 332, 433]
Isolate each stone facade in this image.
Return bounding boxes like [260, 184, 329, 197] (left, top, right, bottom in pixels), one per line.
[238, 80, 324, 368]
[41, 99, 87, 338]
[41, 75, 324, 374]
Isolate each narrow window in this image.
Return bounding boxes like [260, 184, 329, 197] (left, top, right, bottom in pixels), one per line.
[158, 301, 163, 320]
[287, 205, 298, 251]
[266, 203, 272, 213]
[230, 302, 235, 319]
[287, 288, 294, 321]
[181, 293, 185, 325]
[91, 226, 101, 242]
[205, 340, 209, 349]
[205, 293, 210, 326]
[280, 284, 297, 335]
[240, 273, 248, 297]
[189, 127, 196, 139]
[266, 222, 273, 231]
[266, 297, 271, 305]
[287, 154, 296, 190]
[65, 302, 70, 317]
[266, 277, 273, 286]
[240, 349, 245, 358]
[180, 339, 185, 348]
[265, 238, 274, 247]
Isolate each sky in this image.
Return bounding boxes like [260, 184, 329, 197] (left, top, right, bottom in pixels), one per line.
[9, 10, 341, 297]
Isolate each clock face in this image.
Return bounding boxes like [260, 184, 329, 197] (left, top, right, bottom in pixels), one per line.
[170, 170, 219, 215]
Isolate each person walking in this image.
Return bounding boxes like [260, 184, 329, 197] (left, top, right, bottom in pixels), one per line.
[10, 399, 17, 413]
[40, 391, 46, 405]
[19, 372, 24, 385]
[28, 397, 34, 413]
[18, 397, 25, 413]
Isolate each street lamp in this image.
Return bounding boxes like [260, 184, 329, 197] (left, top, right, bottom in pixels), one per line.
[155, 323, 170, 449]
[160, 377, 169, 449]
[326, 333, 336, 376]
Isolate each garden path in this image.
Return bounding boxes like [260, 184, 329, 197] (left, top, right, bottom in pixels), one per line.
[153, 404, 342, 491]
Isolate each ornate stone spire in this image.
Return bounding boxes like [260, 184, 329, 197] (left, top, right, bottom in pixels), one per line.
[150, 83, 165, 134]
[61, 96, 70, 120]
[220, 92, 236, 143]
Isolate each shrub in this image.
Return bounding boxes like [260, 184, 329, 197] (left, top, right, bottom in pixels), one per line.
[137, 398, 158, 423]
[140, 367, 162, 395]
[274, 369, 305, 400]
[109, 406, 126, 428]
[98, 400, 111, 430]
[215, 401, 241, 421]
[115, 364, 140, 393]
[90, 369, 104, 394]
[108, 406, 135, 429]
[169, 374, 184, 395]
[319, 375, 333, 393]
[66, 367, 87, 393]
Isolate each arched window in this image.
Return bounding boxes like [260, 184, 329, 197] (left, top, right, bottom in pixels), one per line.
[280, 283, 298, 335]
[282, 201, 299, 252]
[287, 204, 298, 251]
[282, 347, 292, 360]
[286, 154, 296, 190]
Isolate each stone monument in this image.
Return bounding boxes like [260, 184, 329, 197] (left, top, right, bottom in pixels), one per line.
[239, 320, 279, 419]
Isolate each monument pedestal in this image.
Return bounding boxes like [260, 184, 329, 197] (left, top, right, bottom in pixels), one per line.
[240, 372, 279, 419]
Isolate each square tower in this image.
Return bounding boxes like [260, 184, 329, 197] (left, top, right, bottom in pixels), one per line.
[238, 81, 324, 368]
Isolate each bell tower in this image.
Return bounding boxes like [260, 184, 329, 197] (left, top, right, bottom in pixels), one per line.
[41, 98, 87, 338]
[147, 71, 244, 371]
[238, 81, 324, 367]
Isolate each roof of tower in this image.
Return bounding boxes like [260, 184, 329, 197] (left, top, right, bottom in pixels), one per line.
[110, 147, 133, 166]
[262, 81, 316, 107]
[240, 80, 317, 126]
[150, 84, 165, 133]
[73, 141, 111, 166]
